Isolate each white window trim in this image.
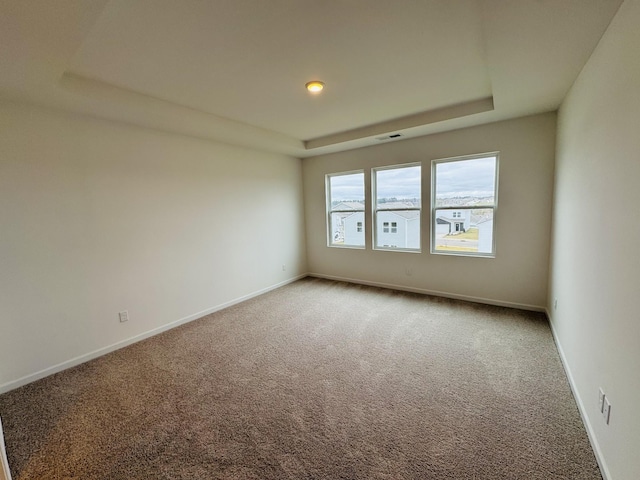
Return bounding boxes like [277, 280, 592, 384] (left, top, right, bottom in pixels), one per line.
[430, 152, 499, 258]
[372, 162, 421, 253]
[326, 170, 366, 249]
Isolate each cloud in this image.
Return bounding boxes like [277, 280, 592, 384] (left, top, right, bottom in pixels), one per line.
[435, 156, 496, 197]
[328, 157, 496, 202]
[375, 165, 421, 199]
[330, 172, 364, 201]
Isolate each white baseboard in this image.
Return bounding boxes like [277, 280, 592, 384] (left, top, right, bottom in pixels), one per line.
[0, 275, 306, 395]
[545, 308, 611, 480]
[308, 272, 546, 312]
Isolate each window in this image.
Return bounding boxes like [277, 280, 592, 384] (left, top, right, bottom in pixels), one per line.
[326, 171, 365, 248]
[431, 153, 498, 256]
[373, 163, 421, 251]
[382, 221, 398, 233]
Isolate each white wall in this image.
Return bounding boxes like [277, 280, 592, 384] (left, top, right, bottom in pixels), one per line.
[0, 101, 307, 391]
[549, 0, 640, 478]
[303, 113, 556, 309]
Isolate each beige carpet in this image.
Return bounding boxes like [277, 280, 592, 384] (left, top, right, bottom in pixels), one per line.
[0, 277, 601, 479]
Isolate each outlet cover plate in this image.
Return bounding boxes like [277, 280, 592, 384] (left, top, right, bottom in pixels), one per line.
[598, 388, 605, 413]
[603, 397, 611, 424]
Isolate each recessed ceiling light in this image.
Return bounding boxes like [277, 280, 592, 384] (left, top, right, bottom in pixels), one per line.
[305, 81, 325, 94]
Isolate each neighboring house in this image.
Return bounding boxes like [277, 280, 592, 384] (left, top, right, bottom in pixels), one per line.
[331, 202, 365, 244]
[477, 218, 493, 253]
[435, 210, 470, 235]
[376, 210, 420, 248]
[342, 211, 365, 245]
[342, 203, 420, 249]
[374, 201, 420, 248]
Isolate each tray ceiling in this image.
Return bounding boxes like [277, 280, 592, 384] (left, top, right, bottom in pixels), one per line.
[0, 0, 623, 157]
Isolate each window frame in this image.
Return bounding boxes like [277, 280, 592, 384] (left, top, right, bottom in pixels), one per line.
[372, 162, 422, 253]
[326, 170, 366, 249]
[430, 153, 499, 258]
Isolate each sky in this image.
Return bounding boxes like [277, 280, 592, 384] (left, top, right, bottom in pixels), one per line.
[329, 156, 496, 202]
[329, 166, 421, 202]
[435, 156, 496, 198]
[375, 165, 420, 200]
[329, 172, 365, 202]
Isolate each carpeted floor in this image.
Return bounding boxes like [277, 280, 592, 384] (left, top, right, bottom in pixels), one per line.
[0, 277, 601, 479]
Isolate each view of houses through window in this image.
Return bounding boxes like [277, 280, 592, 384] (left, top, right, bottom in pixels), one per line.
[326, 154, 498, 257]
[373, 164, 421, 250]
[326, 171, 365, 247]
[432, 154, 498, 256]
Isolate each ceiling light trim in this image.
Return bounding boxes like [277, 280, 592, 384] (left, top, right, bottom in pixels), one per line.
[305, 81, 325, 93]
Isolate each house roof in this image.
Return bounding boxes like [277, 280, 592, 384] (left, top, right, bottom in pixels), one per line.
[437, 217, 463, 224]
[0, 0, 623, 157]
[340, 209, 419, 222]
[377, 202, 419, 210]
[380, 210, 420, 220]
[333, 202, 365, 211]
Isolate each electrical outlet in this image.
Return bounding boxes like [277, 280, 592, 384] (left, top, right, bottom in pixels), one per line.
[281, 264, 286, 271]
[405, 268, 413, 276]
[598, 388, 605, 413]
[119, 311, 129, 323]
[603, 397, 611, 424]
[554, 298, 558, 310]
